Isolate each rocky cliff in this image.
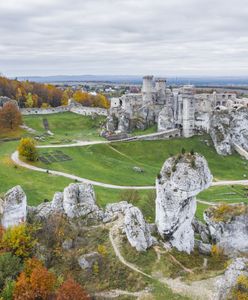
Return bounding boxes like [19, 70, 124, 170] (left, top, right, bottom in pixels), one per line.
[215, 257, 248, 300]
[204, 203, 248, 255]
[156, 153, 212, 253]
[210, 107, 248, 155]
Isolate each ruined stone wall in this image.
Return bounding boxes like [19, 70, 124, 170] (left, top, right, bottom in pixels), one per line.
[20, 104, 108, 116]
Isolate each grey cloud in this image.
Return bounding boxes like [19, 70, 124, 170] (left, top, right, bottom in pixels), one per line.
[0, 0, 247, 76]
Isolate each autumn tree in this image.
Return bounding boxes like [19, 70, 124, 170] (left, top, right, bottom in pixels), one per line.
[18, 137, 38, 161]
[56, 278, 90, 300]
[0, 102, 22, 130]
[0, 224, 37, 258]
[13, 258, 56, 300]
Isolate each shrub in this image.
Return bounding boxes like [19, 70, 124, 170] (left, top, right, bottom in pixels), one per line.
[56, 277, 90, 300]
[181, 148, 186, 154]
[211, 245, 224, 257]
[231, 274, 248, 299]
[0, 253, 22, 289]
[0, 280, 15, 300]
[18, 138, 38, 161]
[97, 244, 107, 257]
[13, 258, 56, 300]
[1, 224, 37, 258]
[190, 149, 195, 155]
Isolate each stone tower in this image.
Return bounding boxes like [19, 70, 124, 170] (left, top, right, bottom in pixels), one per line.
[142, 75, 154, 105]
[155, 78, 166, 104]
[182, 85, 195, 138]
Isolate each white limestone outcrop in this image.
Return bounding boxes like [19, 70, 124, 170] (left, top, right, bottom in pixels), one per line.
[204, 203, 248, 255]
[33, 183, 103, 220]
[124, 206, 154, 252]
[215, 257, 248, 300]
[156, 153, 212, 253]
[63, 183, 99, 218]
[0, 186, 27, 228]
[158, 106, 175, 132]
[210, 107, 248, 155]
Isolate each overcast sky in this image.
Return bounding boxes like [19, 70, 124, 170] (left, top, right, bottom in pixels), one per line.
[0, 0, 247, 77]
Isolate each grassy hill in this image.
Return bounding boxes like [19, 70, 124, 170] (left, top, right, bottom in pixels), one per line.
[36, 135, 248, 186]
[23, 112, 105, 144]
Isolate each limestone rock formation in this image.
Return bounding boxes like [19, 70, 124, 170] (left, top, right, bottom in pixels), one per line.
[158, 106, 175, 132]
[124, 206, 154, 252]
[156, 153, 212, 253]
[0, 186, 27, 228]
[210, 107, 248, 155]
[204, 203, 248, 255]
[215, 257, 248, 300]
[32, 183, 103, 221]
[63, 183, 100, 218]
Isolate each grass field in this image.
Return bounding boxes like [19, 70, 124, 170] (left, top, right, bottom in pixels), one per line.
[198, 185, 248, 204]
[0, 141, 210, 222]
[36, 135, 248, 186]
[23, 112, 105, 144]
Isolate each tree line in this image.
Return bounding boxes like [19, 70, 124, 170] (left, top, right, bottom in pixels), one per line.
[0, 76, 110, 109]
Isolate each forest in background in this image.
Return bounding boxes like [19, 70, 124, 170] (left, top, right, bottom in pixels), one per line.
[0, 76, 110, 109]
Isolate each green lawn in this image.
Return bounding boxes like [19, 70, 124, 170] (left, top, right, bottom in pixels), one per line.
[0, 141, 71, 206]
[199, 185, 248, 204]
[0, 142, 210, 222]
[23, 112, 105, 144]
[36, 135, 248, 186]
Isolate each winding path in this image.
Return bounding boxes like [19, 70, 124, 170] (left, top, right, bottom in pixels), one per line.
[109, 218, 216, 300]
[11, 133, 248, 190]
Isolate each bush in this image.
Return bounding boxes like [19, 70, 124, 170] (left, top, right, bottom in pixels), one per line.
[0, 253, 22, 289]
[56, 277, 90, 300]
[1, 224, 37, 258]
[1, 280, 15, 300]
[181, 148, 186, 154]
[211, 245, 224, 257]
[18, 138, 38, 161]
[13, 258, 56, 300]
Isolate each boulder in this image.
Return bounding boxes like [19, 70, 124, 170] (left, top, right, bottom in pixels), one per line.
[155, 153, 212, 253]
[204, 203, 248, 255]
[133, 166, 144, 173]
[0, 186, 27, 228]
[215, 257, 248, 300]
[78, 252, 102, 271]
[62, 239, 73, 250]
[124, 206, 154, 251]
[197, 241, 212, 255]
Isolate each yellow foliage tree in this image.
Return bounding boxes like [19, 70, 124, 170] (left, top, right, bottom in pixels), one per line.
[0, 224, 37, 258]
[18, 138, 38, 161]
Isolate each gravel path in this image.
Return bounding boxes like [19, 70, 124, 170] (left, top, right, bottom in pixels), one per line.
[109, 218, 216, 300]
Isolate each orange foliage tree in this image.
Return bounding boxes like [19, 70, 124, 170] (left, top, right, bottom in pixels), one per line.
[56, 278, 91, 300]
[13, 258, 56, 300]
[0, 102, 22, 130]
